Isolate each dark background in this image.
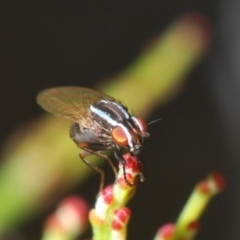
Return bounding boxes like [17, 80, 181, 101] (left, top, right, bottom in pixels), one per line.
[1, 0, 239, 239]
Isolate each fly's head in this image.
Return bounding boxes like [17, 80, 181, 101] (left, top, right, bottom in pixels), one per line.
[111, 116, 150, 156]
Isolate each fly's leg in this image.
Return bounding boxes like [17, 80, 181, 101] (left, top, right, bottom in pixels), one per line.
[95, 151, 118, 178]
[80, 147, 118, 191]
[81, 148, 117, 178]
[137, 160, 145, 182]
[114, 148, 133, 186]
[79, 151, 105, 192]
[121, 158, 133, 186]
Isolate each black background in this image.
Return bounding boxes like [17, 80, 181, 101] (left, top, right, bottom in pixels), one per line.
[1, 0, 239, 239]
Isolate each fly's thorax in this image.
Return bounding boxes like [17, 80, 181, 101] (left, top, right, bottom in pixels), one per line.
[90, 99, 130, 129]
[90, 99, 150, 154]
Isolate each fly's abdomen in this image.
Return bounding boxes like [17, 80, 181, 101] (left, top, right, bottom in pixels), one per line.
[69, 122, 113, 150]
[70, 122, 99, 144]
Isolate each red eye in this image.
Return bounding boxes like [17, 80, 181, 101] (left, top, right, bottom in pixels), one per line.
[111, 126, 128, 146]
[135, 117, 147, 131]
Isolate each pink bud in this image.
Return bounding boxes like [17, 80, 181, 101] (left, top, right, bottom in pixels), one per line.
[187, 220, 200, 231]
[45, 196, 89, 236]
[111, 207, 131, 230]
[198, 181, 210, 194]
[157, 223, 175, 239]
[209, 171, 226, 191]
[123, 153, 140, 173]
[101, 185, 114, 205]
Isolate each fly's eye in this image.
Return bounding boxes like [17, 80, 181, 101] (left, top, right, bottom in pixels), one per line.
[111, 126, 128, 146]
[135, 117, 147, 131]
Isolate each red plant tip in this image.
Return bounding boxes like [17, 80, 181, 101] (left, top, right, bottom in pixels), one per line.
[178, 13, 211, 51]
[45, 196, 89, 235]
[198, 172, 226, 195]
[111, 207, 131, 230]
[187, 220, 200, 231]
[117, 153, 141, 187]
[157, 223, 175, 239]
[95, 186, 114, 219]
[123, 153, 140, 173]
[198, 181, 210, 195]
[208, 171, 226, 192]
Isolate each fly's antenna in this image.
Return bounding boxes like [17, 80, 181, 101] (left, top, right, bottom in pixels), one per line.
[147, 118, 162, 127]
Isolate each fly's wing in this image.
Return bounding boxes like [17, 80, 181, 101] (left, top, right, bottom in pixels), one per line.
[36, 86, 116, 122]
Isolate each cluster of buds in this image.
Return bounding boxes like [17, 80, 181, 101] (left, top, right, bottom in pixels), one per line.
[89, 153, 141, 240]
[154, 171, 226, 240]
[41, 155, 225, 240]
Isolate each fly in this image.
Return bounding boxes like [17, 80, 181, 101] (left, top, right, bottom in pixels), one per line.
[37, 86, 150, 189]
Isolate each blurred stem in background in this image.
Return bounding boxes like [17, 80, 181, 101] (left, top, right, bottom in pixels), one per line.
[0, 13, 210, 235]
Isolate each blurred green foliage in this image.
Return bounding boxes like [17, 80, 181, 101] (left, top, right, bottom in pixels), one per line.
[0, 14, 210, 236]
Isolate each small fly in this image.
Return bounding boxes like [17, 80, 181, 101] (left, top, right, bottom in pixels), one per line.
[37, 86, 150, 189]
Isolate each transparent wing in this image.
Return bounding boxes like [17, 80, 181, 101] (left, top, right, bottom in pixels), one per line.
[36, 86, 116, 122]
